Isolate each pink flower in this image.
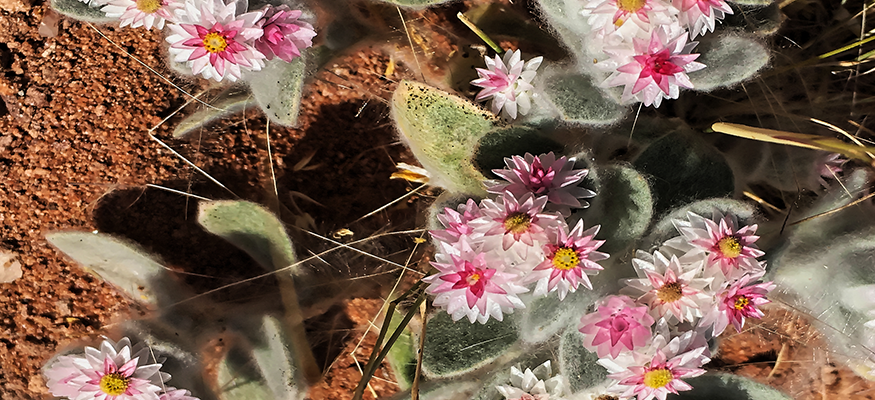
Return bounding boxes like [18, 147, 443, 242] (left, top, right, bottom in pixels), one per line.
[816, 152, 847, 187]
[599, 345, 708, 400]
[603, 27, 706, 107]
[676, 212, 765, 280]
[586, 0, 673, 31]
[474, 192, 562, 257]
[101, 0, 180, 30]
[44, 337, 167, 400]
[166, 0, 266, 82]
[160, 387, 200, 400]
[528, 220, 608, 299]
[673, 0, 733, 37]
[486, 152, 597, 216]
[253, 5, 316, 63]
[430, 198, 482, 244]
[622, 251, 713, 323]
[579, 295, 655, 358]
[716, 273, 774, 334]
[472, 49, 543, 120]
[424, 239, 527, 323]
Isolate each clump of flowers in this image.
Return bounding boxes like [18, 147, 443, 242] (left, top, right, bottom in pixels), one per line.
[578, 210, 774, 399]
[425, 152, 606, 323]
[43, 337, 200, 400]
[496, 360, 569, 400]
[471, 49, 543, 120]
[73, 0, 316, 82]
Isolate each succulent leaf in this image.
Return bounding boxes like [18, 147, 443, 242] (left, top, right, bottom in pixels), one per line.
[50, 0, 117, 23]
[676, 373, 792, 399]
[473, 125, 564, 174]
[386, 310, 418, 390]
[558, 327, 608, 393]
[391, 80, 498, 195]
[174, 90, 254, 139]
[422, 312, 519, 378]
[542, 72, 627, 125]
[690, 34, 770, 92]
[634, 130, 734, 214]
[45, 231, 181, 308]
[246, 56, 306, 127]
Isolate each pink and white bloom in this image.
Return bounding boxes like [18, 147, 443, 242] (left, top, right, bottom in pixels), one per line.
[602, 27, 705, 107]
[599, 333, 709, 400]
[674, 0, 733, 37]
[583, 0, 675, 35]
[705, 272, 774, 335]
[472, 49, 543, 120]
[166, 0, 266, 82]
[44, 337, 167, 400]
[528, 220, 608, 300]
[101, 0, 180, 30]
[816, 152, 847, 187]
[160, 387, 200, 400]
[496, 361, 568, 400]
[473, 192, 562, 257]
[486, 152, 597, 216]
[579, 295, 655, 358]
[670, 211, 765, 281]
[253, 5, 316, 63]
[430, 198, 482, 244]
[423, 239, 527, 323]
[622, 251, 713, 323]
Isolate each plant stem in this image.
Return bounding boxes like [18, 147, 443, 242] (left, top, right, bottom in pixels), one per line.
[457, 12, 503, 55]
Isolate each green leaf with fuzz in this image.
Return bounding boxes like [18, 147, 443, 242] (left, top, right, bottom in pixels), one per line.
[534, 0, 592, 61]
[386, 310, 418, 390]
[574, 164, 653, 255]
[542, 72, 626, 125]
[422, 312, 519, 378]
[197, 200, 297, 274]
[644, 198, 757, 249]
[727, 0, 774, 6]
[391, 80, 498, 195]
[634, 130, 734, 215]
[51, 0, 116, 23]
[558, 328, 608, 393]
[246, 56, 306, 127]
[45, 232, 184, 308]
[677, 373, 791, 399]
[174, 90, 254, 138]
[724, 3, 784, 35]
[216, 316, 306, 400]
[690, 35, 770, 92]
[473, 125, 564, 174]
[515, 290, 599, 345]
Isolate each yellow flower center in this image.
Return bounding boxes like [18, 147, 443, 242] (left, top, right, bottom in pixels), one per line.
[657, 281, 684, 303]
[552, 247, 580, 271]
[617, 0, 647, 12]
[99, 373, 130, 396]
[202, 32, 228, 54]
[717, 236, 742, 258]
[503, 212, 532, 234]
[466, 273, 481, 285]
[135, 0, 161, 13]
[734, 296, 750, 310]
[643, 368, 673, 389]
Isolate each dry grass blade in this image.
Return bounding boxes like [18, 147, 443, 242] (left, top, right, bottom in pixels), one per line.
[711, 122, 875, 166]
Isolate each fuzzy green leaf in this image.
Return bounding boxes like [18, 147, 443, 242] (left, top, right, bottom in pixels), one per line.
[386, 310, 418, 390]
[677, 373, 791, 399]
[391, 81, 497, 195]
[575, 164, 653, 254]
[45, 232, 178, 307]
[197, 200, 297, 273]
[422, 312, 519, 378]
[515, 290, 598, 345]
[558, 328, 608, 393]
[690, 35, 770, 91]
[542, 73, 626, 125]
[634, 130, 734, 215]
[473, 126, 564, 174]
[51, 0, 116, 23]
[728, 0, 773, 6]
[246, 57, 306, 127]
[174, 91, 254, 138]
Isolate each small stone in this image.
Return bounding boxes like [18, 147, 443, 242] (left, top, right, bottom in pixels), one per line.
[39, 10, 61, 38]
[0, 249, 22, 284]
